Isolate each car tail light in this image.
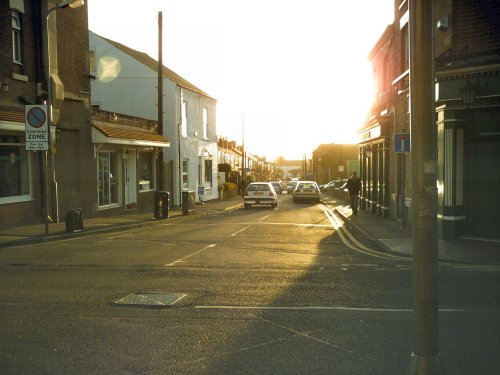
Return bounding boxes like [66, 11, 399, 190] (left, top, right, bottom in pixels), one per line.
[269, 191, 273, 196]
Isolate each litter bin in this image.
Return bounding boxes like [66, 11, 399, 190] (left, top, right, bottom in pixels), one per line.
[65, 208, 84, 233]
[154, 191, 170, 219]
[182, 190, 195, 215]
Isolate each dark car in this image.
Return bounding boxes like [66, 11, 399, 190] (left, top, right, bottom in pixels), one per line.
[270, 181, 283, 194]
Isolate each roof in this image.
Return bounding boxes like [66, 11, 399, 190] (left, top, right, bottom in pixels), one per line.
[91, 31, 215, 101]
[0, 108, 24, 123]
[92, 123, 170, 148]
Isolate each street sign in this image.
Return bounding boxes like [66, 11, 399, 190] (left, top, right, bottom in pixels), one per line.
[393, 132, 410, 153]
[25, 105, 49, 151]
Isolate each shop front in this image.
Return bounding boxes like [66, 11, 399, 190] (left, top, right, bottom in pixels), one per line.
[358, 118, 391, 217]
[91, 117, 169, 216]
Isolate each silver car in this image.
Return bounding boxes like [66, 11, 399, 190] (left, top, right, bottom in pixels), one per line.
[292, 181, 321, 204]
[243, 182, 278, 208]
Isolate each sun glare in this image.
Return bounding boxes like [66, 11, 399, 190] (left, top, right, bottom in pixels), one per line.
[88, 0, 392, 161]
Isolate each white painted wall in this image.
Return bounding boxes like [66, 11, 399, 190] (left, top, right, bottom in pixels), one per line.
[89, 31, 218, 205]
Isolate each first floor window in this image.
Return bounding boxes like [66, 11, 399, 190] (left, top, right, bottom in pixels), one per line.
[0, 136, 30, 201]
[138, 151, 155, 191]
[12, 11, 22, 64]
[98, 152, 118, 206]
[203, 108, 208, 140]
[204, 159, 212, 186]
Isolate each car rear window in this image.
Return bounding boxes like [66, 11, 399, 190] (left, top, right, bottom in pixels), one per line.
[247, 184, 271, 192]
[298, 183, 317, 190]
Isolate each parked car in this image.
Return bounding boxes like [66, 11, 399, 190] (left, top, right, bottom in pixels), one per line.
[270, 181, 283, 194]
[243, 182, 278, 208]
[292, 181, 321, 203]
[319, 180, 337, 192]
[286, 180, 299, 194]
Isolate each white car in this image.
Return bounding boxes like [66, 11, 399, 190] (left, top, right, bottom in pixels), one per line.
[292, 181, 321, 204]
[243, 182, 278, 208]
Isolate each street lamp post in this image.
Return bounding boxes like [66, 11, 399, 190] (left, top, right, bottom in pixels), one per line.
[44, 0, 84, 231]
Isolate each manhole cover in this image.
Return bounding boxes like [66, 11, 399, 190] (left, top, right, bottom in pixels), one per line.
[114, 292, 186, 307]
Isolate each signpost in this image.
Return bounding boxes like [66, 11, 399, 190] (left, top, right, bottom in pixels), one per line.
[394, 132, 411, 153]
[25, 105, 49, 151]
[25, 105, 50, 234]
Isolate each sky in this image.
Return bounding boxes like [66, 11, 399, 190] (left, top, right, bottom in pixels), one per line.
[87, 0, 394, 160]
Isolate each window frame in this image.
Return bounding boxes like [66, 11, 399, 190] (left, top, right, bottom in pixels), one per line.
[11, 11, 22, 64]
[138, 150, 156, 192]
[0, 135, 32, 204]
[202, 107, 209, 140]
[181, 101, 188, 137]
[97, 151, 120, 207]
[182, 159, 189, 188]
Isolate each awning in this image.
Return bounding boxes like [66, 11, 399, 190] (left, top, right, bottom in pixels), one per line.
[92, 123, 170, 148]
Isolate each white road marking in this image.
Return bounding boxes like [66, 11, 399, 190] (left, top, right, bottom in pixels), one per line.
[258, 215, 270, 222]
[319, 204, 410, 261]
[165, 244, 216, 267]
[230, 225, 251, 237]
[195, 305, 467, 312]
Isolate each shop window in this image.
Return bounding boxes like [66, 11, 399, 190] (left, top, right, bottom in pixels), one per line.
[98, 152, 119, 206]
[204, 159, 212, 186]
[182, 159, 188, 188]
[138, 151, 155, 191]
[12, 11, 22, 64]
[0, 136, 31, 203]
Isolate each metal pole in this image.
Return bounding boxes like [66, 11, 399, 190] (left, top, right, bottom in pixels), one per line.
[406, 0, 445, 373]
[46, 7, 57, 226]
[157, 11, 164, 190]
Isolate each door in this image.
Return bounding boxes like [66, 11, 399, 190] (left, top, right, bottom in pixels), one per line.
[465, 138, 500, 238]
[124, 150, 137, 207]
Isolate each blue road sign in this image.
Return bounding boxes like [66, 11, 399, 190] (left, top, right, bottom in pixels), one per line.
[394, 133, 410, 153]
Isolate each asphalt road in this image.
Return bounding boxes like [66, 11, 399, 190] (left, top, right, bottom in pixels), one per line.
[0, 194, 498, 374]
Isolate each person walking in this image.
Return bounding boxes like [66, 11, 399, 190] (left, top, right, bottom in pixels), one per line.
[344, 171, 362, 215]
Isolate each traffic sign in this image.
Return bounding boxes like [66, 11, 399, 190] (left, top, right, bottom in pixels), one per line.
[394, 132, 410, 153]
[25, 105, 49, 151]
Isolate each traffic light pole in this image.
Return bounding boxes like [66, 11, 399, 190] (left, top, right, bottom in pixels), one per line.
[406, 0, 446, 373]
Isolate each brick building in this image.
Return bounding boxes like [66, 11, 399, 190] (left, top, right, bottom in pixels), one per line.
[1, 1, 169, 226]
[1, 0, 46, 225]
[360, 0, 500, 239]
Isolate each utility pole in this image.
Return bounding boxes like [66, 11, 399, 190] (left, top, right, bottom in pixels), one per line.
[157, 11, 164, 190]
[406, 0, 446, 373]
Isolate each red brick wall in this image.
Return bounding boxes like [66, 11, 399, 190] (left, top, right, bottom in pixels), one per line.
[57, 3, 90, 94]
[452, 0, 500, 55]
[0, 1, 39, 107]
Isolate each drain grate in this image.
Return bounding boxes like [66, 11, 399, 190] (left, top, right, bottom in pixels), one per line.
[114, 292, 186, 307]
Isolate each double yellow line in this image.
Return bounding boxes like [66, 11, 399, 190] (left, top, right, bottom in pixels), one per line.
[319, 204, 410, 261]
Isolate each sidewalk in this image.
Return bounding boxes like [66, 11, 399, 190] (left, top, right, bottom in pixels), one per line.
[0, 198, 243, 248]
[321, 194, 500, 265]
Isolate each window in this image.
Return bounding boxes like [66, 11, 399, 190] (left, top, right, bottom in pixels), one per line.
[89, 49, 96, 74]
[182, 159, 188, 188]
[98, 152, 119, 206]
[203, 108, 208, 140]
[181, 101, 187, 137]
[12, 11, 22, 64]
[0, 135, 30, 203]
[138, 151, 155, 191]
[204, 159, 212, 185]
[401, 25, 409, 73]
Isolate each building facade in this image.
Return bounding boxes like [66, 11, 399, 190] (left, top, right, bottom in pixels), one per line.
[312, 143, 359, 185]
[361, 0, 500, 238]
[89, 31, 218, 206]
